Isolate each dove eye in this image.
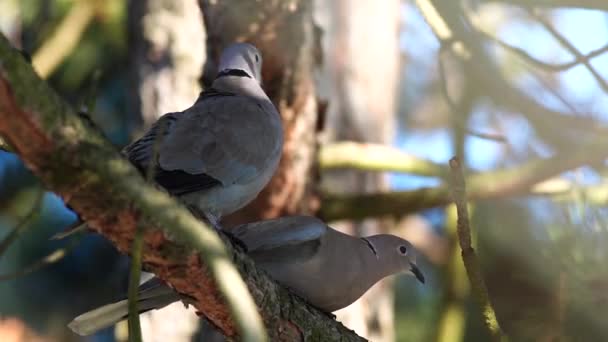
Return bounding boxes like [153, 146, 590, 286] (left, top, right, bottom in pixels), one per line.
[398, 246, 407, 255]
[255, 54, 259, 63]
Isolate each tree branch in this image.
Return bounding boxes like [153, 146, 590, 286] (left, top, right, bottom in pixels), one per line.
[31, 0, 98, 78]
[0, 187, 44, 260]
[416, 0, 608, 151]
[0, 237, 78, 281]
[319, 141, 448, 178]
[528, 8, 608, 95]
[0, 33, 365, 341]
[479, 30, 608, 72]
[320, 143, 608, 221]
[448, 157, 506, 341]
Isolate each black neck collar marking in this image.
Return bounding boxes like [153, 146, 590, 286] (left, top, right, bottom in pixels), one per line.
[361, 237, 378, 257]
[216, 69, 252, 79]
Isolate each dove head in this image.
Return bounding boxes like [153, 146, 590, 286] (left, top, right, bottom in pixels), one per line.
[366, 234, 425, 284]
[217, 43, 263, 83]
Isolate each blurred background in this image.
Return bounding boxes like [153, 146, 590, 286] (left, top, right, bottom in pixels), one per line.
[1, 0, 608, 341]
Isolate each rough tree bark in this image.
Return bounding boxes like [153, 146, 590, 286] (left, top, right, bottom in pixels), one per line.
[316, 0, 401, 340]
[126, 1, 207, 340]
[0, 33, 366, 342]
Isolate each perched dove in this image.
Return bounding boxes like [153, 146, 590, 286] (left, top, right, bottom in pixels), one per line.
[54, 43, 282, 237]
[123, 43, 283, 228]
[68, 216, 425, 336]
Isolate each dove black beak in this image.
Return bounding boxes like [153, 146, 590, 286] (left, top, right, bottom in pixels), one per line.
[410, 262, 425, 284]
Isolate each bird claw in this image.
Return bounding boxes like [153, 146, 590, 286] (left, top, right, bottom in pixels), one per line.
[203, 212, 224, 231]
[321, 311, 337, 320]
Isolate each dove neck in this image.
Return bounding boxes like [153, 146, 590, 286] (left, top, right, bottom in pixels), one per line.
[212, 73, 269, 100]
[216, 68, 252, 79]
[360, 235, 403, 281]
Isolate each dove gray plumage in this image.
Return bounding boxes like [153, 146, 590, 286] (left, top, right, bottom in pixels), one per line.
[68, 216, 424, 336]
[122, 43, 283, 226]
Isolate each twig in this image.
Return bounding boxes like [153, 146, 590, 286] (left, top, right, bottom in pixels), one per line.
[526, 65, 580, 114]
[480, 31, 608, 72]
[448, 157, 506, 341]
[434, 205, 470, 342]
[0, 238, 79, 281]
[50, 221, 87, 240]
[0, 188, 44, 260]
[528, 9, 608, 95]
[127, 116, 169, 342]
[437, 46, 508, 143]
[417, 0, 608, 151]
[80, 69, 102, 114]
[127, 227, 144, 342]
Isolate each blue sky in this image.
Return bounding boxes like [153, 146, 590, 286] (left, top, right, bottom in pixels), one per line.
[392, 5, 608, 191]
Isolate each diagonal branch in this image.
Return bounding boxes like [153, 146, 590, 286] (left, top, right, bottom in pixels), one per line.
[0, 237, 79, 281]
[31, 0, 99, 78]
[0, 187, 44, 260]
[0, 33, 365, 341]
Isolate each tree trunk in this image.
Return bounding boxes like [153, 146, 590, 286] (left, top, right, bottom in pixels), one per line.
[126, 1, 206, 341]
[316, 0, 401, 340]
[128, 0, 206, 130]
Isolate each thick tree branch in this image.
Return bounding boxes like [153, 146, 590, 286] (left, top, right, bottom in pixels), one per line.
[1, 33, 265, 342]
[0, 34, 365, 341]
[320, 144, 608, 221]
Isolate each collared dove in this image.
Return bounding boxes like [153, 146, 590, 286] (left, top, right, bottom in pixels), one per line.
[68, 216, 425, 336]
[56, 43, 282, 236]
[123, 42, 283, 228]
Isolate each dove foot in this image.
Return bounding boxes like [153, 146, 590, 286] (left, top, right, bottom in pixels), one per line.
[203, 212, 224, 231]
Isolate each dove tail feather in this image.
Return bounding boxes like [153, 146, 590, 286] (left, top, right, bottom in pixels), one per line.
[68, 293, 179, 336]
